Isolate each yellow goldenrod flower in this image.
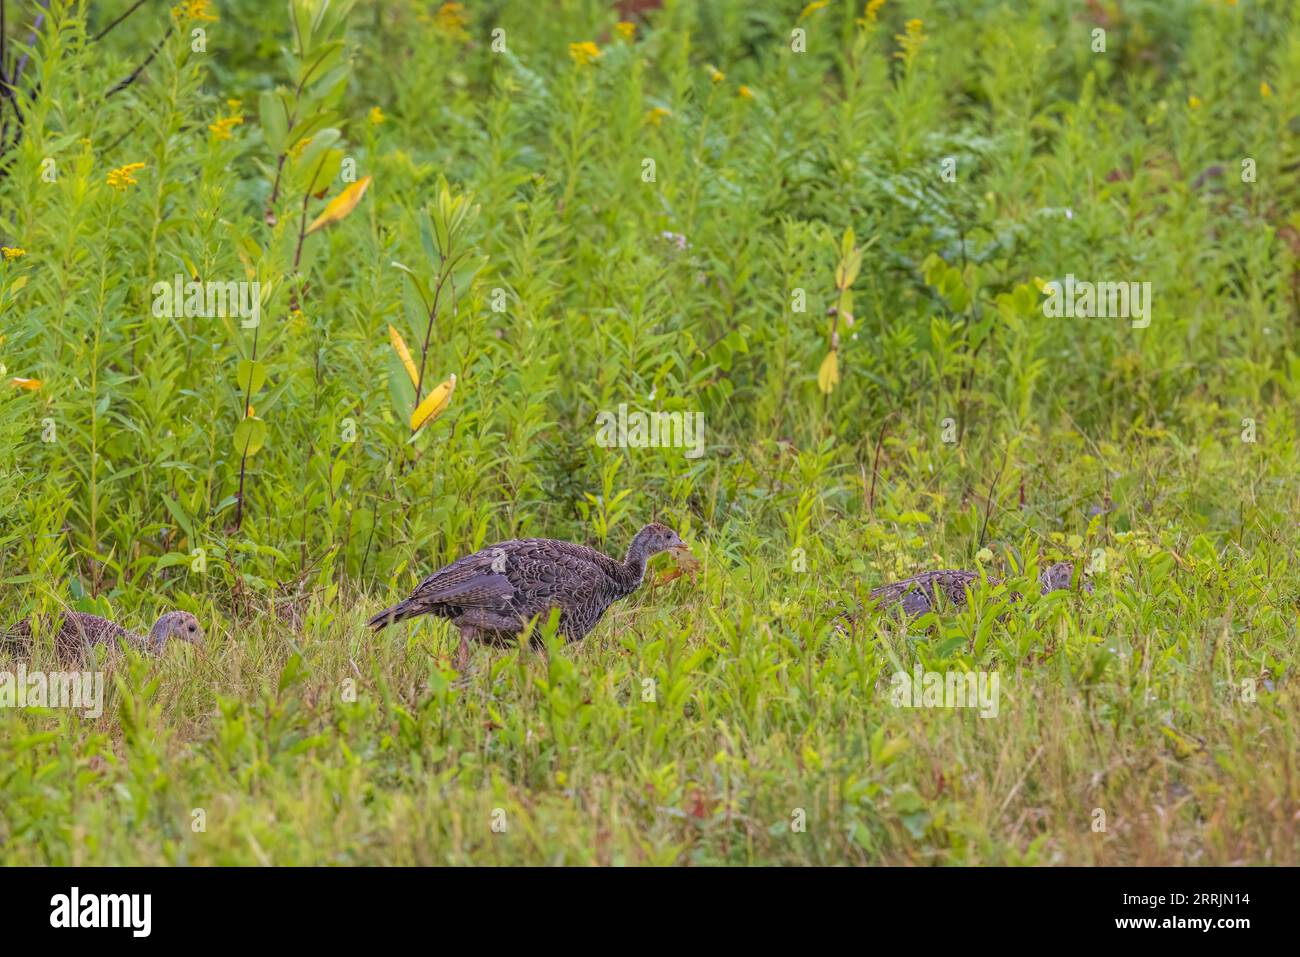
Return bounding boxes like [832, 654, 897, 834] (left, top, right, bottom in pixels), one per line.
[1260, 81, 1272, 98]
[569, 41, 601, 66]
[863, 0, 887, 24]
[615, 21, 636, 40]
[738, 85, 754, 99]
[288, 136, 312, 159]
[171, 0, 218, 22]
[894, 19, 927, 64]
[208, 114, 244, 140]
[2, 246, 26, 261]
[106, 162, 146, 191]
[799, 1, 830, 20]
[433, 2, 469, 41]
[369, 105, 385, 125]
[1188, 95, 1202, 109]
[227, 98, 242, 111]
[645, 106, 671, 126]
[707, 64, 725, 83]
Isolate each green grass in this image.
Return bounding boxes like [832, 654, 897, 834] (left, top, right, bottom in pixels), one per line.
[0, 0, 1298, 865]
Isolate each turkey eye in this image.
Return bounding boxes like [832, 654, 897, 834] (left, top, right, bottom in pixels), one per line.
[188, 624, 196, 632]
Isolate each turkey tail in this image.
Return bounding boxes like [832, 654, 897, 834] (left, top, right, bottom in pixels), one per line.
[367, 599, 419, 631]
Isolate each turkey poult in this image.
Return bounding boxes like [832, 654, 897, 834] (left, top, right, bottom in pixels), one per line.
[367, 523, 692, 669]
[2, 610, 205, 663]
[869, 561, 1090, 617]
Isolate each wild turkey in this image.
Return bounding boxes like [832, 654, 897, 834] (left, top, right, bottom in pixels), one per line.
[368, 522, 691, 669]
[2, 609, 205, 663]
[870, 561, 1089, 617]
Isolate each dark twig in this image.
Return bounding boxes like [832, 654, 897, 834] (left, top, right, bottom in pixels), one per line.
[978, 445, 1011, 549]
[232, 319, 261, 532]
[867, 414, 894, 517]
[101, 115, 146, 156]
[105, 28, 170, 97]
[92, 0, 151, 42]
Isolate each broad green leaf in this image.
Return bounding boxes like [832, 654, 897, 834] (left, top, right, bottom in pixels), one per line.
[237, 359, 267, 396]
[233, 416, 268, 457]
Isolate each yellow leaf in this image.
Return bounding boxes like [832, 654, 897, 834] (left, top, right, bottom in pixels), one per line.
[10, 377, 41, 391]
[817, 350, 839, 394]
[305, 175, 372, 235]
[877, 736, 910, 765]
[410, 373, 456, 432]
[388, 323, 419, 387]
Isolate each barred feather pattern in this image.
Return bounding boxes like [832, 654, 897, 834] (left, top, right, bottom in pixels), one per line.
[367, 523, 687, 646]
[870, 561, 1090, 617]
[2, 610, 203, 663]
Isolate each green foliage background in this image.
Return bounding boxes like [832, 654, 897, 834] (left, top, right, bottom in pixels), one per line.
[0, 0, 1297, 864]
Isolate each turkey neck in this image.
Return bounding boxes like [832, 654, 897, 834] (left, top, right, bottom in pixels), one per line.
[615, 540, 654, 598]
[143, 617, 170, 653]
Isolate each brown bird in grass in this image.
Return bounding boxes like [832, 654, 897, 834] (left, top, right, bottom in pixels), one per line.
[2, 609, 205, 664]
[869, 561, 1089, 617]
[367, 523, 692, 670]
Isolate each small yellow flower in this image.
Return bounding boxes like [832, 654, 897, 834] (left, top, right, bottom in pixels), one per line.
[738, 85, 754, 99]
[863, 0, 887, 24]
[288, 136, 312, 159]
[208, 114, 244, 140]
[569, 41, 601, 66]
[2, 246, 26, 261]
[707, 64, 725, 83]
[369, 105, 385, 125]
[106, 162, 146, 191]
[227, 98, 242, 111]
[433, 3, 469, 41]
[645, 106, 671, 126]
[171, 0, 218, 22]
[1188, 95, 1202, 109]
[894, 18, 927, 64]
[1260, 81, 1272, 98]
[615, 21, 636, 40]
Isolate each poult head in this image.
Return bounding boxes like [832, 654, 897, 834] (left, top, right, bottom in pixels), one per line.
[147, 611, 205, 653]
[1039, 561, 1092, 595]
[627, 522, 690, 562]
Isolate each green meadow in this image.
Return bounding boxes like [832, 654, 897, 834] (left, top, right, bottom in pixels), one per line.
[1, 0, 1297, 864]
